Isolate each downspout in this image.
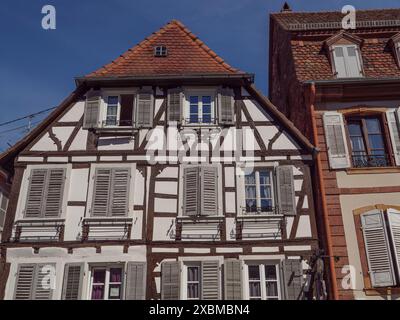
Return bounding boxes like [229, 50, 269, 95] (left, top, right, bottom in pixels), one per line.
[306, 82, 339, 300]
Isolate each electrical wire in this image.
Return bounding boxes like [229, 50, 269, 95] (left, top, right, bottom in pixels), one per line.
[0, 106, 56, 128]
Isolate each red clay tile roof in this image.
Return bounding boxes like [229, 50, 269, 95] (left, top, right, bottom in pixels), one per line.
[86, 20, 242, 78]
[272, 8, 400, 31]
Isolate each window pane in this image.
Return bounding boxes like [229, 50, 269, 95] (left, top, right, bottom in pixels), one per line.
[265, 265, 277, 280]
[266, 282, 278, 298]
[348, 123, 362, 136]
[245, 186, 257, 199]
[260, 199, 272, 211]
[108, 284, 122, 299]
[91, 285, 104, 300]
[189, 96, 199, 123]
[187, 266, 199, 282]
[245, 172, 256, 185]
[259, 171, 271, 185]
[368, 134, 385, 150]
[249, 282, 261, 298]
[259, 186, 271, 199]
[334, 47, 344, 57]
[93, 269, 106, 283]
[187, 284, 199, 299]
[365, 118, 381, 134]
[248, 266, 260, 280]
[347, 46, 357, 57]
[109, 268, 122, 283]
[107, 96, 118, 105]
[202, 96, 211, 105]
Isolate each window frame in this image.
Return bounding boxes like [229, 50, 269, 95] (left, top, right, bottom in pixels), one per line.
[185, 263, 201, 300]
[344, 114, 394, 168]
[243, 169, 275, 215]
[88, 264, 125, 300]
[331, 44, 363, 78]
[183, 89, 217, 126]
[0, 190, 8, 232]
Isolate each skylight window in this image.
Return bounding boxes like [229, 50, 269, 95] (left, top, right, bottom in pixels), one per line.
[154, 46, 168, 57]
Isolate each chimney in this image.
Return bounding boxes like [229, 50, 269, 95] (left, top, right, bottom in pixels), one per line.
[281, 2, 292, 13]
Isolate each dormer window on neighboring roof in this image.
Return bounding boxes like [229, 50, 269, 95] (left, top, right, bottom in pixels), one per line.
[154, 45, 167, 57]
[325, 31, 364, 79]
[390, 33, 400, 68]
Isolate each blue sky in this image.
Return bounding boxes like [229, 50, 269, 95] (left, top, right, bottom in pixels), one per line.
[0, 0, 399, 151]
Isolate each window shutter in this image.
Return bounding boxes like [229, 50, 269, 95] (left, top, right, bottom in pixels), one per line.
[135, 90, 153, 128]
[200, 166, 218, 216]
[361, 210, 396, 287]
[345, 46, 363, 77]
[387, 209, 400, 280]
[333, 46, 347, 77]
[43, 168, 66, 217]
[183, 167, 200, 216]
[83, 95, 101, 129]
[33, 264, 55, 300]
[61, 263, 84, 300]
[281, 259, 303, 300]
[323, 112, 351, 169]
[14, 264, 35, 300]
[168, 89, 183, 123]
[161, 261, 181, 300]
[224, 259, 242, 300]
[276, 166, 296, 216]
[125, 262, 146, 300]
[218, 88, 234, 125]
[386, 109, 400, 166]
[110, 168, 130, 217]
[201, 261, 220, 300]
[92, 168, 112, 217]
[25, 169, 47, 218]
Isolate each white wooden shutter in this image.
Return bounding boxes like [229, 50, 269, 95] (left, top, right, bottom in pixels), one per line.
[25, 169, 47, 218]
[387, 209, 400, 280]
[323, 112, 351, 169]
[91, 168, 112, 217]
[110, 168, 130, 216]
[200, 166, 218, 216]
[333, 46, 347, 77]
[83, 95, 101, 129]
[33, 264, 55, 300]
[201, 261, 220, 300]
[183, 167, 200, 216]
[44, 168, 66, 217]
[61, 263, 84, 300]
[361, 210, 396, 287]
[282, 259, 303, 300]
[224, 259, 242, 300]
[345, 46, 362, 77]
[386, 109, 400, 166]
[218, 88, 234, 125]
[161, 261, 181, 300]
[276, 166, 296, 216]
[135, 91, 153, 128]
[125, 262, 146, 300]
[168, 89, 183, 123]
[14, 264, 35, 300]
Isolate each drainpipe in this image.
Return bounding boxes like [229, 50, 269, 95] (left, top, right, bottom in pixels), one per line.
[306, 82, 339, 300]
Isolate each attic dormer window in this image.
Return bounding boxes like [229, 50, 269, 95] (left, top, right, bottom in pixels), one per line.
[395, 42, 400, 67]
[332, 45, 363, 78]
[154, 46, 167, 57]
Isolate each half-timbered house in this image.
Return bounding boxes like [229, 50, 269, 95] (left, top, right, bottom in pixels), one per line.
[0, 20, 318, 300]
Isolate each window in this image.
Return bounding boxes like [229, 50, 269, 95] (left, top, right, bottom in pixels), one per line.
[185, 94, 215, 125]
[395, 42, 400, 67]
[332, 45, 363, 78]
[105, 96, 119, 126]
[154, 45, 167, 57]
[90, 266, 123, 300]
[360, 209, 400, 288]
[244, 170, 274, 214]
[0, 191, 8, 232]
[247, 263, 281, 300]
[103, 94, 135, 128]
[186, 264, 201, 300]
[346, 116, 389, 167]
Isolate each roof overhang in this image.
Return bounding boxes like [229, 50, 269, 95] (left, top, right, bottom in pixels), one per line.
[76, 73, 255, 88]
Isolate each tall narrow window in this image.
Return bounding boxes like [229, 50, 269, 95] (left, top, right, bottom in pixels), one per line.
[187, 265, 201, 300]
[90, 266, 123, 300]
[247, 264, 280, 300]
[244, 170, 273, 214]
[106, 96, 119, 126]
[0, 191, 8, 233]
[347, 116, 389, 167]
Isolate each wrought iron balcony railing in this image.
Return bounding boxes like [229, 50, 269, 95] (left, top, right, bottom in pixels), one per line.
[351, 153, 389, 168]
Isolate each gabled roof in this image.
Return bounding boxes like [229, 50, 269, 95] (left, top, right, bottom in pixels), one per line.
[86, 20, 244, 78]
[324, 31, 363, 47]
[272, 8, 400, 31]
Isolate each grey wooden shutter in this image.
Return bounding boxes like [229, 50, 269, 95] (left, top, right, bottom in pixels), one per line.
[361, 210, 396, 287]
[33, 264, 55, 300]
[323, 112, 351, 169]
[200, 166, 218, 216]
[201, 261, 220, 300]
[61, 263, 84, 300]
[14, 264, 35, 300]
[183, 167, 200, 216]
[333, 46, 347, 77]
[91, 168, 112, 217]
[125, 262, 146, 300]
[387, 209, 400, 280]
[83, 95, 101, 129]
[282, 259, 303, 300]
[218, 88, 234, 125]
[386, 109, 400, 166]
[110, 168, 130, 217]
[25, 169, 47, 218]
[44, 168, 66, 217]
[224, 259, 242, 300]
[135, 90, 153, 128]
[161, 261, 181, 300]
[277, 166, 296, 216]
[168, 89, 183, 122]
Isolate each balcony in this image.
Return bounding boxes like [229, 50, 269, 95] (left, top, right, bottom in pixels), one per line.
[13, 219, 65, 242]
[81, 217, 133, 241]
[351, 152, 389, 168]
